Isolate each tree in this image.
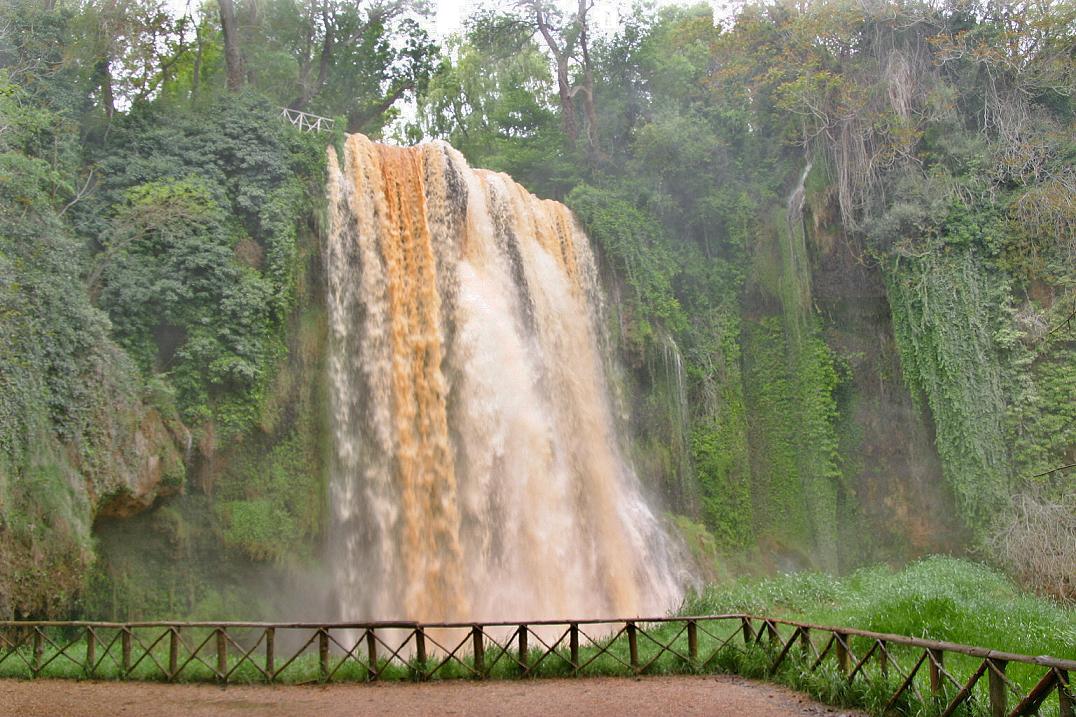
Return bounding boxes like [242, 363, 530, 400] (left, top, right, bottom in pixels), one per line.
[218, 0, 243, 91]
[413, 10, 579, 196]
[517, 0, 600, 157]
[574, 0, 599, 156]
[233, 0, 436, 132]
[72, 0, 192, 114]
[526, 0, 578, 142]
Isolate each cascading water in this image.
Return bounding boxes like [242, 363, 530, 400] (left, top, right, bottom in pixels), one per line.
[661, 332, 694, 509]
[784, 161, 814, 344]
[325, 134, 684, 623]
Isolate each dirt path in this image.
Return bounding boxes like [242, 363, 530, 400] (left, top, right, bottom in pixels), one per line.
[1, 675, 863, 716]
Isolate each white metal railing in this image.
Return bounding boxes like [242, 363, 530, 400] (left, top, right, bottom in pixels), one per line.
[279, 107, 335, 133]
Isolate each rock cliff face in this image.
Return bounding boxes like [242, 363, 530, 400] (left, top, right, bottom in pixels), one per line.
[0, 339, 186, 618]
[84, 216, 332, 622]
[592, 167, 968, 576]
[12, 149, 1040, 620]
[807, 218, 965, 561]
[92, 406, 187, 520]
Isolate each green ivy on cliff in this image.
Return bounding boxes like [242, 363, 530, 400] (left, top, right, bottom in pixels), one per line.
[567, 184, 688, 353]
[83, 96, 325, 439]
[0, 65, 183, 617]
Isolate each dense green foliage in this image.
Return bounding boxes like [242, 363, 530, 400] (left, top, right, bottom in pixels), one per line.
[85, 96, 323, 435]
[884, 251, 1011, 527]
[0, 0, 334, 618]
[0, 13, 187, 616]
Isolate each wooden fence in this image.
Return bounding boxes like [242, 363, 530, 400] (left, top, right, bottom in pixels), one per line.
[279, 107, 334, 133]
[1, 615, 1072, 716]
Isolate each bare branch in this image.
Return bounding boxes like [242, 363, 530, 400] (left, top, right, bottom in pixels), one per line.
[59, 168, 96, 217]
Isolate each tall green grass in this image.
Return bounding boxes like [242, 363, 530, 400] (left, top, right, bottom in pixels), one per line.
[685, 556, 1074, 714]
[684, 556, 1075, 661]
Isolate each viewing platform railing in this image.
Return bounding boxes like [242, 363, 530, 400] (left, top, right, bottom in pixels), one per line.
[2, 615, 1072, 716]
[279, 107, 334, 133]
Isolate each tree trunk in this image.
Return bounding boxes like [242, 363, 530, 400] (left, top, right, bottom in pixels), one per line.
[293, 17, 315, 108]
[314, 12, 333, 96]
[293, 5, 333, 111]
[554, 57, 579, 142]
[95, 58, 116, 118]
[347, 81, 413, 133]
[218, 0, 243, 92]
[534, 8, 578, 143]
[191, 24, 203, 103]
[577, 0, 600, 158]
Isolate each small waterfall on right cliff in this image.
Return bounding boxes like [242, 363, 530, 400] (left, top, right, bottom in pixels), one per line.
[324, 134, 686, 624]
[785, 161, 814, 344]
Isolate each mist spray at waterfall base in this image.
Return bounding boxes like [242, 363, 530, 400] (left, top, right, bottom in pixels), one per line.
[325, 134, 685, 625]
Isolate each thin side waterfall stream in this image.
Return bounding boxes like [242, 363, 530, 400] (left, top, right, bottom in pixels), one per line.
[325, 134, 684, 624]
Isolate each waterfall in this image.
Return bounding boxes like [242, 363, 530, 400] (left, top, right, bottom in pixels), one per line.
[325, 134, 684, 623]
[661, 332, 694, 509]
[784, 161, 814, 344]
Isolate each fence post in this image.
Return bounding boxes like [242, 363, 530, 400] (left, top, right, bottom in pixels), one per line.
[687, 620, 698, 664]
[31, 627, 42, 677]
[414, 627, 427, 680]
[168, 628, 179, 680]
[265, 627, 275, 681]
[766, 621, 779, 648]
[215, 629, 227, 681]
[741, 617, 754, 645]
[518, 625, 528, 675]
[366, 628, 378, 680]
[988, 659, 1007, 717]
[122, 628, 133, 677]
[835, 633, 849, 675]
[928, 649, 944, 695]
[1059, 670, 1073, 717]
[472, 626, 485, 678]
[878, 641, 888, 678]
[84, 628, 95, 678]
[799, 627, 811, 659]
[319, 629, 330, 681]
[569, 623, 579, 671]
[627, 622, 639, 671]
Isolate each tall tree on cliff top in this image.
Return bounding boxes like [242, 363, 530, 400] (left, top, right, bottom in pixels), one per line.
[217, 0, 243, 90]
[517, 0, 600, 158]
[70, 0, 191, 116]
[231, 0, 436, 132]
[411, 10, 579, 195]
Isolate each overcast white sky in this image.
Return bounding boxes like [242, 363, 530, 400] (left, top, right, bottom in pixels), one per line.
[168, 0, 727, 40]
[431, 0, 725, 38]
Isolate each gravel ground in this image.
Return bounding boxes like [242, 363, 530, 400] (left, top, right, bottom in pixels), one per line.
[0, 674, 865, 716]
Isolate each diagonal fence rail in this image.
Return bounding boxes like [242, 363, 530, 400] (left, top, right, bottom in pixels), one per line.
[1, 615, 1072, 716]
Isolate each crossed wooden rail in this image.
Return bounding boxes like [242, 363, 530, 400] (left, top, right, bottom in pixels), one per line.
[2, 615, 1072, 716]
